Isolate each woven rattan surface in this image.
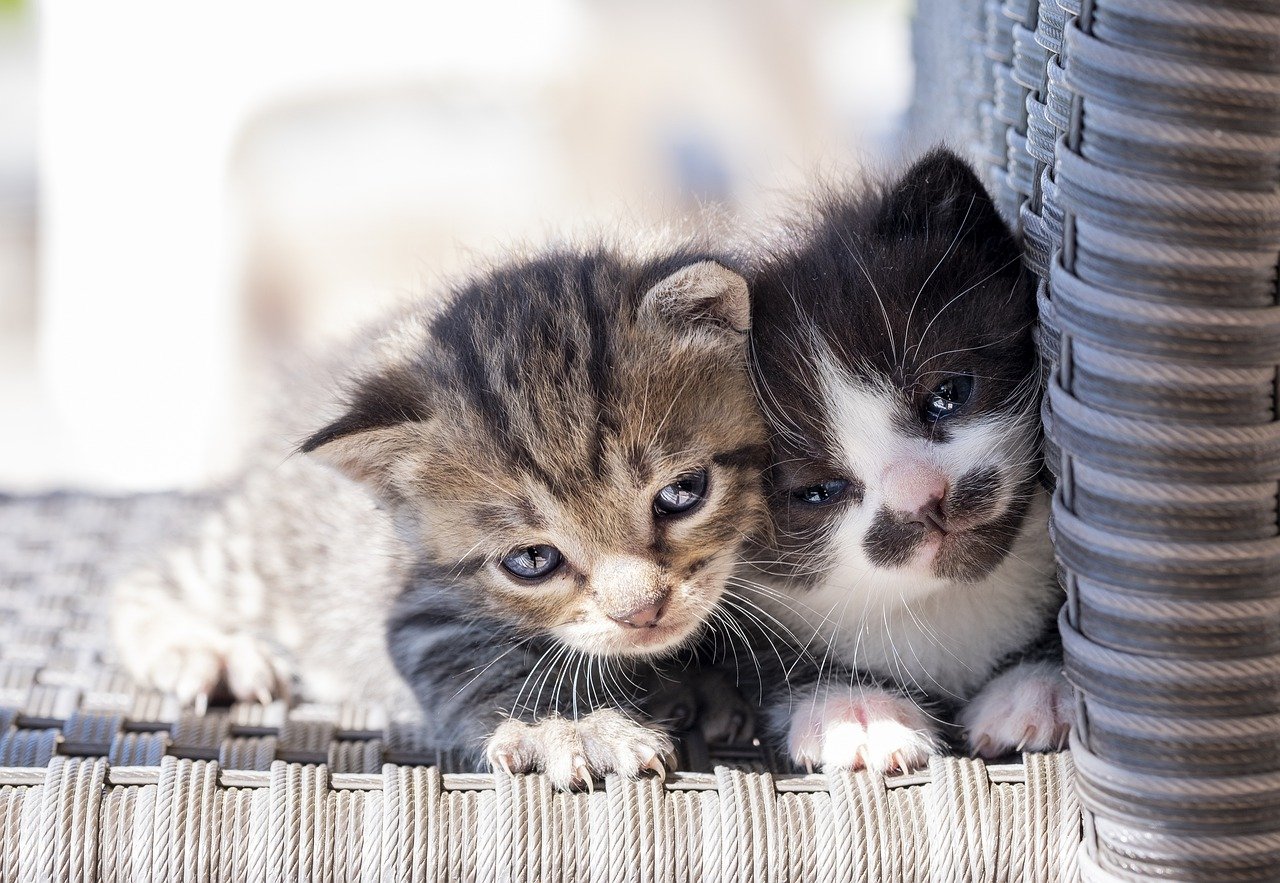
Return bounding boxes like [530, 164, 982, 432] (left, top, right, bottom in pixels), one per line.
[914, 0, 1280, 878]
[0, 493, 1083, 880]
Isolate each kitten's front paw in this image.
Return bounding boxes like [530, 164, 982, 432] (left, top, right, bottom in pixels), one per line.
[694, 672, 756, 745]
[644, 670, 755, 744]
[141, 631, 292, 707]
[788, 687, 941, 774]
[961, 661, 1074, 758]
[485, 709, 675, 790]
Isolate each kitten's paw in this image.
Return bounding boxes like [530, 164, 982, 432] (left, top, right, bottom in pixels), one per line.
[643, 682, 699, 731]
[139, 630, 292, 707]
[788, 687, 941, 774]
[694, 673, 756, 745]
[643, 671, 755, 744]
[486, 709, 675, 790]
[962, 661, 1074, 758]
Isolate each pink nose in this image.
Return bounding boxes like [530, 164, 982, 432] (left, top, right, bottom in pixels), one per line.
[609, 598, 668, 629]
[882, 460, 949, 525]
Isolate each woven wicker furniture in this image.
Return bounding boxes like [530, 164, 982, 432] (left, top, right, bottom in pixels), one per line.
[2, 0, 1276, 878]
[919, 0, 1280, 878]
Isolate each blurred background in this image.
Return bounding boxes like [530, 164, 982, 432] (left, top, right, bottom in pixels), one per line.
[0, 0, 913, 492]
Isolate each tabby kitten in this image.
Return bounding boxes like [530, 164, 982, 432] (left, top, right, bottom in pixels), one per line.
[111, 246, 769, 786]
[746, 149, 1070, 773]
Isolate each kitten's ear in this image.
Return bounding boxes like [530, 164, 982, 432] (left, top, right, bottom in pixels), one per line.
[299, 369, 429, 491]
[638, 260, 751, 340]
[875, 148, 1014, 259]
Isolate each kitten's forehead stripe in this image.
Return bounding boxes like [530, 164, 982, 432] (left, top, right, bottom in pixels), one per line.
[712, 444, 770, 471]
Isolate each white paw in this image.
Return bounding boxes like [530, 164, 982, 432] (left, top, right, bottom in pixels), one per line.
[961, 661, 1074, 758]
[142, 630, 292, 707]
[787, 687, 941, 774]
[485, 709, 675, 790]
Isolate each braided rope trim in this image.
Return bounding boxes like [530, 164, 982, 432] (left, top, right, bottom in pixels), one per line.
[0, 755, 1080, 883]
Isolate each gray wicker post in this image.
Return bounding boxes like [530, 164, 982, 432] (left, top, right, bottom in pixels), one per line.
[916, 0, 1280, 878]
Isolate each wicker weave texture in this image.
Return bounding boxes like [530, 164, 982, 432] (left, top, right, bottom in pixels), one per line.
[915, 0, 1280, 876]
[1024, 0, 1280, 879]
[0, 757, 1081, 882]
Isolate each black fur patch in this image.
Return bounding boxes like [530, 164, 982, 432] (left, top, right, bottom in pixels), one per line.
[945, 466, 1002, 525]
[863, 506, 928, 569]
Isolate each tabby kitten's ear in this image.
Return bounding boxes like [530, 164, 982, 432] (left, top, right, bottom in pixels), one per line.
[299, 368, 430, 493]
[638, 261, 751, 343]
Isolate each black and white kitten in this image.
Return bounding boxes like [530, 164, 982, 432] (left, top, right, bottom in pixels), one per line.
[747, 148, 1070, 772]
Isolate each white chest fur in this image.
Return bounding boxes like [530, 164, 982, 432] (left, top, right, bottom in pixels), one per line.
[761, 490, 1057, 699]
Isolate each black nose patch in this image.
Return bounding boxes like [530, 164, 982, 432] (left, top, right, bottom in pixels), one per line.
[863, 506, 928, 569]
[945, 467, 1003, 524]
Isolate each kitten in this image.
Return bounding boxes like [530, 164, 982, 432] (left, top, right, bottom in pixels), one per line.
[111, 246, 769, 786]
[745, 148, 1070, 773]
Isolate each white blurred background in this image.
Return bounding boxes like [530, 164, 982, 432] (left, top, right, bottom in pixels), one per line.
[0, 0, 913, 492]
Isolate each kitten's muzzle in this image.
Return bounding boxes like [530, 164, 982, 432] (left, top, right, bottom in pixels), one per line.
[905, 498, 950, 536]
[882, 460, 951, 536]
[607, 595, 670, 630]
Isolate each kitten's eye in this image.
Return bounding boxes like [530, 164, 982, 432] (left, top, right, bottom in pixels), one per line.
[922, 374, 975, 422]
[654, 469, 708, 517]
[792, 479, 850, 506]
[501, 545, 563, 580]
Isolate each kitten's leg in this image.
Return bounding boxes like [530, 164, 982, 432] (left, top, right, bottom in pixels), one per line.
[486, 709, 675, 790]
[111, 555, 292, 706]
[642, 666, 756, 744]
[390, 597, 678, 788]
[961, 660, 1073, 757]
[691, 668, 757, 745]
[772, 679, 943, 774]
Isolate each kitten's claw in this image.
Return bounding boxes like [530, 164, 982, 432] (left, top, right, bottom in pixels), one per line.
[575, 761, 594, 793]
[962, 661, 1075, 758]
[485, 710, 674, 791]
[786, 686, 942, 775]
[642, 753, 667, 782]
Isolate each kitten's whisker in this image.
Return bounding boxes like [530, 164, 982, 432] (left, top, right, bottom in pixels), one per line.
[901, 193, 977, 367]
[907, 255, 1023, 365]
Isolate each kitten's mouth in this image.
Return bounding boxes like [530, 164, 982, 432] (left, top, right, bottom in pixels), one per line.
[618, 622, 690, 652]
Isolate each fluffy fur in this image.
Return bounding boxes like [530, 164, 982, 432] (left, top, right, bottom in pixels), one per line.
[111, 243, 770, 788]
[744, 148, 1070, 772]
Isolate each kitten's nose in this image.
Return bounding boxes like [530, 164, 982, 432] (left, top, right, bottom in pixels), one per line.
[908, 495, 950, 534]
[609, 597, 668, 629]
[882, 460, 949, 530]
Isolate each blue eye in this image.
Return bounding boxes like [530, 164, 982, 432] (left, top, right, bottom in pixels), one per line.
[654, 469, 708, 516]
[501, 545, 563, 580]
[922, 375, 975, 422]
[792, 479, 850, 506]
